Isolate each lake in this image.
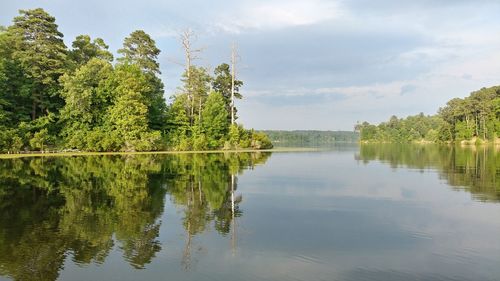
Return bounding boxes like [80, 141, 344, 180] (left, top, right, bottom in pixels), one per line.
[0, 144, 499, 281]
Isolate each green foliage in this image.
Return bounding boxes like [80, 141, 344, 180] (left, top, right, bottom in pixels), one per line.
[105, 64, 162, 151]
[59, 58, 113, 151]
[0, 9, 271, 153]
[229, 124, 241, 145]
[117, 30, 166, 131]
[29, 128, 51, 151]
[0, 128, 22, 152]
[180, 66, 211, 125]
[60, 58, 114, 126]
[212, 63, 243, 122]
[234, 124, 252, 148]
[251, 131, 273, 149]
[166, 94, 191, 150]
[358, 87, 500, 143]
[145, 75, 167, 131]
[455, 120, 473, 140]
[192, 132, 208, 151]
[424, 129, 439, 142]
[117, 30, 160, 74]
[9, 8, 68, 119]
[201, 91, 229, 148]
[0, 29, 32, 125]
[69, 35, 113, 66]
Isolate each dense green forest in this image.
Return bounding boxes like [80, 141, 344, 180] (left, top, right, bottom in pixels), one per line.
[261, 130, 359, 147]
[356, 86, 500, 143]
[0, 8, 272, 153]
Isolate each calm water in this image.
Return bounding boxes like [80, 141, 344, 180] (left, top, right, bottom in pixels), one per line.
[0, 145, 499, 281]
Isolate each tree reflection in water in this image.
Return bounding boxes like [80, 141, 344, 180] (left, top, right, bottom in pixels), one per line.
[356, 144, 500, 202]
[0, 152, 270, 281]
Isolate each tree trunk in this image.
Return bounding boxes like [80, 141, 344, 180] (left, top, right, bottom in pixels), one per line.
[198, 97, 202, 121]
[483, 116, 487, 140]
[474, 115, 479, 137]
[230, 43, 237, 125]
[31, 99, 37, 120]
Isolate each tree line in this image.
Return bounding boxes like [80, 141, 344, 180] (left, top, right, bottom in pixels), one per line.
[0, 8, 272, 153]
[356, 86, 500, 143]
[261, 130, 359, 147]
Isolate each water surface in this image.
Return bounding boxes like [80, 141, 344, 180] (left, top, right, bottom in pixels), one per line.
[0, 145, 499, 281]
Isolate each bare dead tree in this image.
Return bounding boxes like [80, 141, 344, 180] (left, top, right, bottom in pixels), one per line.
[230, 42, 239, 125]
[179, 29, 204, 125]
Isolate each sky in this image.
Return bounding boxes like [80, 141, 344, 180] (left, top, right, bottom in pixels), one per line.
[1, 0, 500, 130]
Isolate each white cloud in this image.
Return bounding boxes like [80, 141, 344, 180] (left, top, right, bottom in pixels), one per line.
[213, 0, 342, 33]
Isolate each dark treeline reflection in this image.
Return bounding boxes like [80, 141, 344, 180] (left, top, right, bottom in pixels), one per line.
[0, 152, 270, 281]
[356, 144, 500, 202]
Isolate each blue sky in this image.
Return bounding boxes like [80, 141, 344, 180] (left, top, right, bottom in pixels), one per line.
[1, 0, 500, 130]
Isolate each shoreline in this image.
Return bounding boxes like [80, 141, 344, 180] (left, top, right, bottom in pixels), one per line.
[0, 147, 319, 159]
[359, 139, 500, 146]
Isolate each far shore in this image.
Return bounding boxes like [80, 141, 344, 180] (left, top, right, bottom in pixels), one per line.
[0, 147, 319, 159]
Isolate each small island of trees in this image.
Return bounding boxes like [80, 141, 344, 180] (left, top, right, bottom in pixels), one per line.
[356, 86, 500, 144]
[0, 8, 272, 153]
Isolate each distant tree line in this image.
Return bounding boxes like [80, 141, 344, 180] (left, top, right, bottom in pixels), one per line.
[261, 130, 359, 147]
[0, 8, 272, 153]
[356, 86, 500, 143]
